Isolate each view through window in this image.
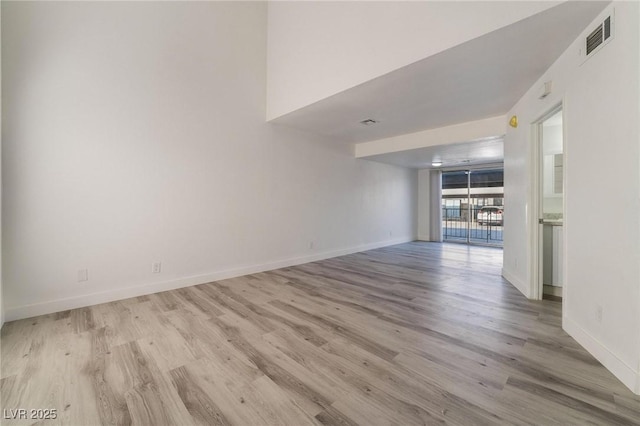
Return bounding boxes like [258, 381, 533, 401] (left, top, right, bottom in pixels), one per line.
[441, 168, 504, 246]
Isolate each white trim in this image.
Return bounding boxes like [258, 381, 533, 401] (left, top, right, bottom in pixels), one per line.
[5, 237, 413, 322]
[564, 315, 640, 395]
[560, 100, 569, 315]
[502, 267, 530, 298]
[529, 116, 542, 300]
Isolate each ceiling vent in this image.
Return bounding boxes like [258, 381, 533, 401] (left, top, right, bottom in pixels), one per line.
[582, 12, 614, 64]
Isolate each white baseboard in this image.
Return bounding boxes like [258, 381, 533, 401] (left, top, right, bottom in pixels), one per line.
[501, 267, 530, 298]
[563, 315, 639, 395]
[4, 237, 413, 322]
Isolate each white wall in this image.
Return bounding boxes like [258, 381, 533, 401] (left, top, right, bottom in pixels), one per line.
[428, 170, 443, 243]
[542, 124, 563, 155]
[503, 2, 640, 393]
[0, 2, 3, 329]
[417, 170, 430, 241]
[266, 1, 558, 120]
[542, 124, 563, 215]
[1, 2, 418, 321]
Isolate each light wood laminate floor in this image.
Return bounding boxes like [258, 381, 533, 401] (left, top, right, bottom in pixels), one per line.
[2, 242, 639, 425]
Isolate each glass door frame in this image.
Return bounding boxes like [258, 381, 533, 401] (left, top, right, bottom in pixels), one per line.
[441, 165, 504, 247]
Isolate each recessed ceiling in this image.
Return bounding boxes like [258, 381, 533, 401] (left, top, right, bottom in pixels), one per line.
[362, 137, 504, 169]
[269, 1, 609, 144]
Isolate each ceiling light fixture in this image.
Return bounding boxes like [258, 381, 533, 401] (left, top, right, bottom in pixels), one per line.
[359, 119, 379, 126]
[431, 161, 442, 167]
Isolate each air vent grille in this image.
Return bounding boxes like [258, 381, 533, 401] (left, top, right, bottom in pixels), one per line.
[586, 25, 603, 55]
[584, 14, 613, 59]
[604, 16, 611, 39]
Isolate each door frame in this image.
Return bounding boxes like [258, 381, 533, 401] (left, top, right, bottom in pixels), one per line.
[529, 102, 565, 301]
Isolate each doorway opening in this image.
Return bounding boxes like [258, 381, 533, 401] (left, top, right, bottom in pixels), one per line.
[441, 168, 504, 247]
[532, 106, 564, 302]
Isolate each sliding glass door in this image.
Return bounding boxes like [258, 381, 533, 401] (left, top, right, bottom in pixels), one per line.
[441, 168, 504, 246]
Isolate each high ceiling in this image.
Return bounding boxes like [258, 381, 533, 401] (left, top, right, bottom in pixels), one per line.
[270, 1, 608, 146]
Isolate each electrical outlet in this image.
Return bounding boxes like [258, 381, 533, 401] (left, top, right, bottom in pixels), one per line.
[152, 262, 162, 273]
[596, 305, 603, 323]
[78, 269, 89, 283]
[309, 242, 314, 250]
[389, 230, 393, 237]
